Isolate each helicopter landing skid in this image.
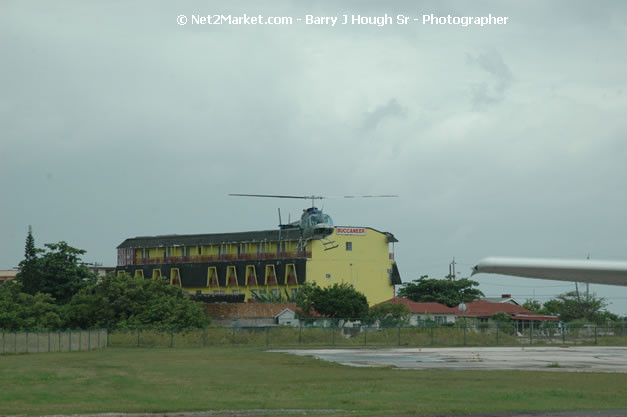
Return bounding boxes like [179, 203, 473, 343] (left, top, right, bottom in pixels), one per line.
[322, 238, 339, 251]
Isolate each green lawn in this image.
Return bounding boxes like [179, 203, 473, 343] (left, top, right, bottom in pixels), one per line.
[1, 347, 627, 416]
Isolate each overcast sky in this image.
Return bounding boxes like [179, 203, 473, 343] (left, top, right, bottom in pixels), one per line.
[2, 1, 627, 314]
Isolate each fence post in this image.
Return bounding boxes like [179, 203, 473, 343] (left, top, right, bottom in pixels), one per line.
[398, 324, 401, 346]
[562, 324, 566, 344]
[170, 328, 174, 348]
[364, 325, 367, 346]
[79, 330, 82, 351]
[69, 330, 72, 352]
[332, 326, 335, 345]
[58, 331, 61, 352]
[26, 331, 29, 353]
[463, 323, 467, 346]
[48, 330, 51, 353]
[594, 326, 598, 345]
[231, 327, 235, 345]
[496, 322, 499, 345]
[298, 324, 302, 345]
[430, 325, 434, 345]
[530, 321, 534, 345]
[137, 328, 140, 348]
[266, 327, 269, 346]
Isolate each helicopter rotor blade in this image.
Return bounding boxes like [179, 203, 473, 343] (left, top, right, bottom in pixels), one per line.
[229, 193, 325, 200]
[339, 195, 398, 199]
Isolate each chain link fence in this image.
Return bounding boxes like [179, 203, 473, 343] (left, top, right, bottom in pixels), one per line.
[106, 321, 627, 348]
[0, 329, 107, 354]
[3, 323, 625, 353]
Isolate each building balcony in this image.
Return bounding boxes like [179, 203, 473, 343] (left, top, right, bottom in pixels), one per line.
[125, 250, 312, 266]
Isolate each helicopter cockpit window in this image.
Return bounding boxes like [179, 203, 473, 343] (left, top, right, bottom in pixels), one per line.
[302, 213, 333, 229]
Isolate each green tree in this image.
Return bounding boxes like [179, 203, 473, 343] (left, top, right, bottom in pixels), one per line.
[63, 273, 211, 329]
[491, 312, 513, 323]
[368, 303, 410, 327]
[397, 275, 484, 307]
[297, 283, 369, 321]
[16, 226, 43, 296]
[17, 240, 96, 304]
[0, 281, 62, 330]
[531, 292, 615, 324]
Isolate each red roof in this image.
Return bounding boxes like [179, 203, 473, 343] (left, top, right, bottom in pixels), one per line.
[458, 300, 559, 321]
[381, 298, 458, 314]
[381, 298, 558, 322]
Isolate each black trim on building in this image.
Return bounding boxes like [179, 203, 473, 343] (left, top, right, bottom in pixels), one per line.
[116, 259, 307, 288]
[390, 262, 402, 285]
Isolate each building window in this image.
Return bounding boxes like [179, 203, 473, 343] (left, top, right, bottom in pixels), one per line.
[185, 247, 191, 257]
[346, 242, 352, 251]
[326, 273, 331, 279]
[198, 246, 202, 255]
[167, 247, 172, 257]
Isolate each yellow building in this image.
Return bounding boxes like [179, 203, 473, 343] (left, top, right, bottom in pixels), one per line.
[116, 226, 401, 305]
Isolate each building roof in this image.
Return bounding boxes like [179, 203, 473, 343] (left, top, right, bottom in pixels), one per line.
[118, 228, 303, 249]
[0, 269, 19, 280]
[482, 297, 521, 306]
[381, 298, 458, 314]
[458, 300, 559, 321]
[117, 227, 398, 249]
[381, 298, 558, 321]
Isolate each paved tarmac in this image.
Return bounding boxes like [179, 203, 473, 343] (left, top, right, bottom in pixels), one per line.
[274, 346, 627, 372]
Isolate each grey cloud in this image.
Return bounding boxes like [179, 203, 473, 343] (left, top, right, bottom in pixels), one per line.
[466, 50, 513, 108]
[361, 99, 406, 131]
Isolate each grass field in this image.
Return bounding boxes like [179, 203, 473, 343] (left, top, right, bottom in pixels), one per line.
[1, 347, 627, 417]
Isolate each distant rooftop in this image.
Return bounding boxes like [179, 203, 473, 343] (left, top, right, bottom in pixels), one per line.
[118, 227, 397, 249]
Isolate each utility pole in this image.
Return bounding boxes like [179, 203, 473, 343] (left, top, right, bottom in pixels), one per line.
[448, 258, 456, 280]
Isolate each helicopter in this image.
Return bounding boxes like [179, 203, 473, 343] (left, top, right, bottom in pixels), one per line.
[229, 193, 398, 250]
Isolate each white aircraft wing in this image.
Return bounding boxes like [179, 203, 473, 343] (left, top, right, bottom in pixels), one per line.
[472, 257, 627, 286]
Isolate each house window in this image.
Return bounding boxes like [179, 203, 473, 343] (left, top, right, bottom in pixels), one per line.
[167, 247, 172, 257]
[185, 247, 190, 257]
[198, 246, 202, 255]
[346, 242, 352, 251]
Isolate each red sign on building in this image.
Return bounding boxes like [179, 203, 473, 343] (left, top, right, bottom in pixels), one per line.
[336, 227, 366, 235]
